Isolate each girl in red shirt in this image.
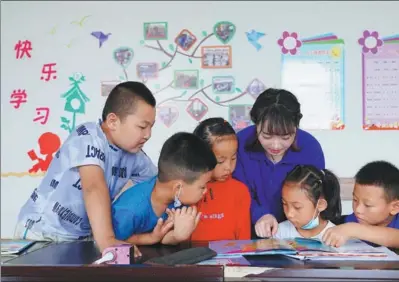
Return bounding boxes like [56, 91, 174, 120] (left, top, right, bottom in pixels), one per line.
[190, 118, 251, 241]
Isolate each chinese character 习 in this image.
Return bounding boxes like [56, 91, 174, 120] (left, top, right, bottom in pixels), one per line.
[33, 107, 50, 125]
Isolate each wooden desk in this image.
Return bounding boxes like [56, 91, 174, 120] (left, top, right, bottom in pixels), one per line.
[2, 241, 399, 281]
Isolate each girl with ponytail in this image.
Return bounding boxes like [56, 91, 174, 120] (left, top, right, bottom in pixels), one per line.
[274, 165, 342, 240]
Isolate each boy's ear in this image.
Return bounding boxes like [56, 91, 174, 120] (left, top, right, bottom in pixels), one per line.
[317, 198, 328, 212]
[390, 199, 399, 216]
[106, 113, 119, 130]
[172, 181, 182, 195]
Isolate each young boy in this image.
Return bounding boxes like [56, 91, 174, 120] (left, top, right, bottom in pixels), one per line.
[15, 82, 157, 254]
[322, 161, 399, 248]
[112, 132, 217, 245]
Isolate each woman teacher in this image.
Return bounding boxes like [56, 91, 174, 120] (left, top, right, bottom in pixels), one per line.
[233, 88, 325, 238]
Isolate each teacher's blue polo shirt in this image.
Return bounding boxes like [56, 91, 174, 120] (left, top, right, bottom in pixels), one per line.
[233, 125, 325, 224]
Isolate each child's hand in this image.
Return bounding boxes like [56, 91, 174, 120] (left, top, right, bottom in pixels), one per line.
[255, 214, 278, 238]
[172, 206, 201, 241]
[165, 208, 176, 225]
[150, 218, 174, 244]
[322, 223, 356, 247]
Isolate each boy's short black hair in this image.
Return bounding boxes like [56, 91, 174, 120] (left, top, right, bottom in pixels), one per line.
[158, 132, 217, 184]
[355, 161, 399, 202]
[102, 81, 156, 122]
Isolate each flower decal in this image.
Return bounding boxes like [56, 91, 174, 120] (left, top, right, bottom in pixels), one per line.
[278, 31, 302, 55]
[358, 30, 383, 54]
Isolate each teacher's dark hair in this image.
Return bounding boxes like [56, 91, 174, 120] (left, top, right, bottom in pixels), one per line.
[245, 88, 302, 152]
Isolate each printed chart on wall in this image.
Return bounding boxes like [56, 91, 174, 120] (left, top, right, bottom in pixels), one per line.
[360, 31, 399, 130]
[279, 32, 345, 130]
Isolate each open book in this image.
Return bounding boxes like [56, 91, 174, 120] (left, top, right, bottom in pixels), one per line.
[209, 238, 399, 260]
[1, 240, 36, 255]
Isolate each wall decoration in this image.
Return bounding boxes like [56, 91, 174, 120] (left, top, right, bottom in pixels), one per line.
[186, 98, 209, 121]
[246, 78, 266, 100]
[212, 76, 235, 94]
[201, 45, 232, 69]
[113, 47, 134, 81]
[280, 32, 345, 130]
[245, 30, 266, 51]
[27, 132, 61, 173]
[213, 21, 236, 44]
[228, 105, 253, 132]
[175, 29, 197, 51]
[33, 107, 50, 125]
[91, 31, 112, 48]
[174, 70, 199, 89]
[15, 40, 32, 59]
[40, 63, 57, 81]
[101, 81, 121, 97]
[10, 89, 28, 109]
[360, 31, 399, 130]
[60, 72, 90, 133]
[70, 15, 91, 27]
[136, 63, 159, 80]
[144, 22, 168, 40]
[48, 25, 58, 35]
[157, 105, 179, 127]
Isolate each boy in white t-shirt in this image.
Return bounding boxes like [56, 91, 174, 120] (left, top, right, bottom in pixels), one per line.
[275, 165, 342, 240]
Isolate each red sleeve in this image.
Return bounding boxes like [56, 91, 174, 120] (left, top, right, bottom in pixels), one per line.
[234, 181, 251, 240]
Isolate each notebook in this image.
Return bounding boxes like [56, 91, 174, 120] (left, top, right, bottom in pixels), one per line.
[1, 240, 36, 255]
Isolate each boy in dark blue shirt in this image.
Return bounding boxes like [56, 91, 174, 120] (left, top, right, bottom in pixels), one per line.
[112, 132, 217, 245]
[323, 161, 399, 248]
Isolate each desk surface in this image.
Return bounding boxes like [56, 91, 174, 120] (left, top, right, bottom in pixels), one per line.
[2, 241, 399, 281]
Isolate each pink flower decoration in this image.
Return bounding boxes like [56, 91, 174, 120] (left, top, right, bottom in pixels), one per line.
[358, 30, 383, 54]
[277, 31, 302, 55]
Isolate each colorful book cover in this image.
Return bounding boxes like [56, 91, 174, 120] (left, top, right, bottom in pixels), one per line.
[1, 240, 35, 255]
[279, 32, 345, 130]
[360, 31, 399, 130]
[209, 238, 297, 257]
[209, 238, 392, 260]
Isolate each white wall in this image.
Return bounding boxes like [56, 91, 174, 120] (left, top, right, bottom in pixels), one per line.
[1, 1, 398, 238]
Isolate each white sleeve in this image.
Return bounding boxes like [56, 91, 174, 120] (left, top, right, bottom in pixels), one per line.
[275, 220, 296, 240]
[60, 134, 106, 171]
[129, 150, 157, 184]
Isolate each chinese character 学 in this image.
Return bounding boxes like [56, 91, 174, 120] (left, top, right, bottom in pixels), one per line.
[10, 89, 27, 109]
